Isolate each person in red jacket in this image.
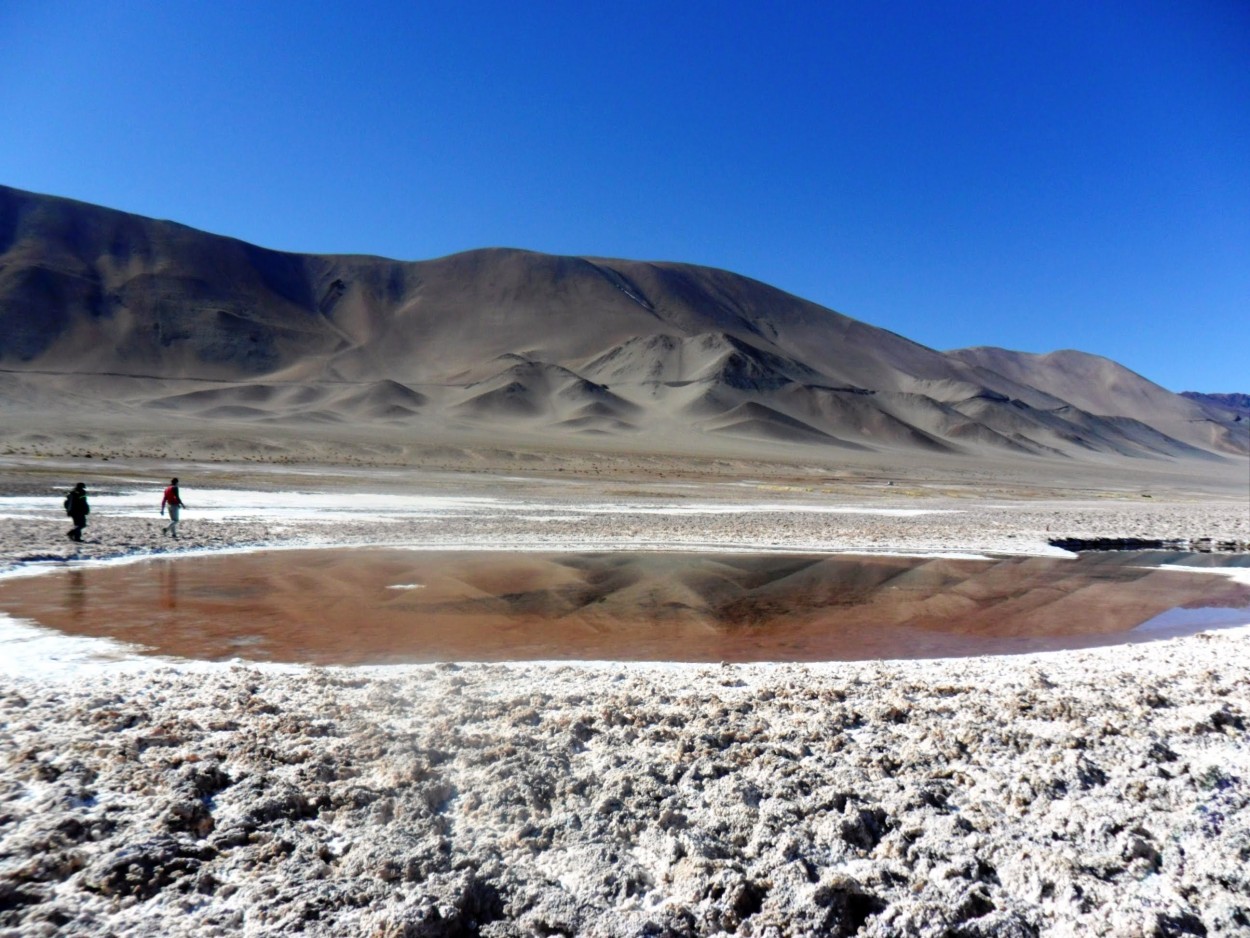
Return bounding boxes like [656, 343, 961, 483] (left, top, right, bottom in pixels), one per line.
[160, 478, 186, 538]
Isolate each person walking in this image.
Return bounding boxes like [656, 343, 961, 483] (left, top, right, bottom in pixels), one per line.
[65, 482, 89, 542]
[160, 477, 186, 538]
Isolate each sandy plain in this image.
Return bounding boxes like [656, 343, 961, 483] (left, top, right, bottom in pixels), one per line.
[1, 446, 1249, 937]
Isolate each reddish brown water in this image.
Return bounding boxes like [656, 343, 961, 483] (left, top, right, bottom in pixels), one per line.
[0, 550, 1246, 664]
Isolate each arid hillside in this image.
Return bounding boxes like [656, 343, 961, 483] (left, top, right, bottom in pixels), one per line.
[1, 184, 1245, 464]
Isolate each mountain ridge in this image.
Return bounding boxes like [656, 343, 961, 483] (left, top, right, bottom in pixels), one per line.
[1, 183, 1246, 463]
[1181, 392, 1250, 420]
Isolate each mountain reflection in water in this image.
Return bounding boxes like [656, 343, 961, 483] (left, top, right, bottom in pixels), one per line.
[0, 550, 1246, 665]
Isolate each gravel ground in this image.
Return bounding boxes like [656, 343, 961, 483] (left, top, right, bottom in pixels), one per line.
[1, 467, 1248, 936]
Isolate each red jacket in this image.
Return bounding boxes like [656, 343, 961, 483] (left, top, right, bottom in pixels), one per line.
[162, 486, 182, 508]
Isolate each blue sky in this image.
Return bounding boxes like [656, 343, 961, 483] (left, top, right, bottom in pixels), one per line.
[3, 0, 1246, 392]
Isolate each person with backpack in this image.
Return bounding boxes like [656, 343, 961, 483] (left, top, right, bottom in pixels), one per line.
[65, 482, 89, 542]
[160, 478, 186, 538]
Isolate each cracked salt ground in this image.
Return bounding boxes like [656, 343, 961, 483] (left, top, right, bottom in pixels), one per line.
[1, 648, 1249, 936]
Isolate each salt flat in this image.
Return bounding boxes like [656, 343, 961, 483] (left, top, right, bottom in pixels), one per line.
[0, 458, 1248, 936]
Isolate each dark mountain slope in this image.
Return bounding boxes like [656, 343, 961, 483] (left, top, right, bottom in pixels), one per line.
[1182, 392, 1250, 419]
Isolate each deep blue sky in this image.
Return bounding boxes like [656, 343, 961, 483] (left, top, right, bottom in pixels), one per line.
[3, 1, 1247, 392]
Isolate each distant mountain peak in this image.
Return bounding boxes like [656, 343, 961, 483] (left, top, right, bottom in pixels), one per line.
[1181, 392, 1250, 418]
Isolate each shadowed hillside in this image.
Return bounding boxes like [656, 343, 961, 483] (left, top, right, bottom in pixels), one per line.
[2, 184, 1246, 462]
[1181, 392, 1250, 420]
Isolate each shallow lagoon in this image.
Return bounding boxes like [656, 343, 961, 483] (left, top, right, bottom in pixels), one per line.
[0, 549, 1246, 664]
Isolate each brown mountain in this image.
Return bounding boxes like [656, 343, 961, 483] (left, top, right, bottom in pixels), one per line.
[2, 184, 1246, 462]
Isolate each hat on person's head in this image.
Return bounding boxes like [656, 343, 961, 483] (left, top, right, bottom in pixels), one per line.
[75, 482, 86, 490]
